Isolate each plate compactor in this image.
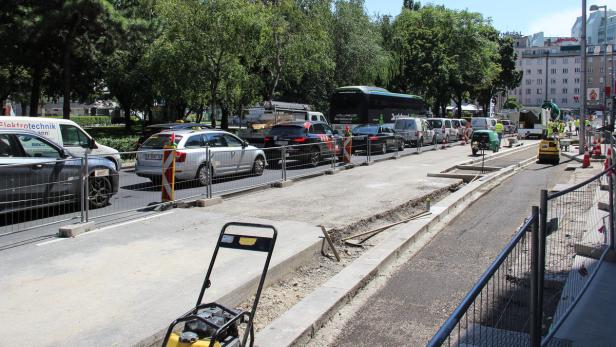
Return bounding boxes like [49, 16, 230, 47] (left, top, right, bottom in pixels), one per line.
[162, 222, 277, 347]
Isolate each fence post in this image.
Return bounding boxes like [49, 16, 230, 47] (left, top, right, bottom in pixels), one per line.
[80, 156, 86, 223]
[84, 151, 90, 222]
[537, 190, 549, 341]
[610, 166, 615, 250]
[366, 136, 371, 164]
[282, 146, 287, 181]
[206, 147, 212, 199]
[530, 205, 541, 347]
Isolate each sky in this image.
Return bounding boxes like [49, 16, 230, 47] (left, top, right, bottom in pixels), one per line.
[364, 0, 616, 37]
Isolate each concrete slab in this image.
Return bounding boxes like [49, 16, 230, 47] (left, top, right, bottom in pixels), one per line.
[0, 212, 322, 347]
[58, 221, 96, 237]
[195, 196, 223, 207]
[271, 180, 294, 188]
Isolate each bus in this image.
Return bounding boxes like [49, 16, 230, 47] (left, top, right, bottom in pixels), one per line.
[329, 86, 429, 131]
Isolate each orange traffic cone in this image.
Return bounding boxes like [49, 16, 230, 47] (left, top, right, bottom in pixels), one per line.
[582, 145, 591, 168]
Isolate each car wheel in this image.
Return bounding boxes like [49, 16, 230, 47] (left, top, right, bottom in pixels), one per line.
[252, 156, 265, 176]
[309, 148, 321, 167]
[196, 164, 212, 186]
[398, 140, 405, 151]
[380, 142, 387, 154]
[89, 176, 111, 209]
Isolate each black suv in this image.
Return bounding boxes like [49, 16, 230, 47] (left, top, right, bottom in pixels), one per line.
[263, 121, 341, 167]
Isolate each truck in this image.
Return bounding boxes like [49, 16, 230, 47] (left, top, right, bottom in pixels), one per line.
[237, 101, 329, 147]
[518, 102, 560, 139]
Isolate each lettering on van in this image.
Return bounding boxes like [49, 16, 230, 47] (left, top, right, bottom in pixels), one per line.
[334, 113, 359, 124]
[0, 120, 57, 137]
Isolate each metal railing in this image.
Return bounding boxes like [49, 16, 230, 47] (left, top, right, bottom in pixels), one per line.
[1, 133, 452, 246]
[429, 129, 616, 347]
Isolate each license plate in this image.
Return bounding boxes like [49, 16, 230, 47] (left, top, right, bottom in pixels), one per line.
[145, 153, 162, 160]
[275, 141, 288, 145]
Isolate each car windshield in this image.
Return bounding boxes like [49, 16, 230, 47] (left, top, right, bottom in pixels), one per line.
[352, 125, 379, 135]
[141, 134, 183, 149]
[471, 118, 486, 127]
[428, 119, 442, 128]
[395, 119, 416, 130]
[269, 125, 305, 136]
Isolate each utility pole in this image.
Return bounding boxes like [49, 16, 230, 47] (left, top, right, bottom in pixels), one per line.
[581, 0, 588, 154]
[545, 50, 550, 101]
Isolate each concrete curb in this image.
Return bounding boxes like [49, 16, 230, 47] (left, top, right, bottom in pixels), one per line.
[254, 160, 531, 347]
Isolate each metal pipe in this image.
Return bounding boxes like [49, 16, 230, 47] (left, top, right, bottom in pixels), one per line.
[604, 6, 608, 127]
[84, 150, 89, 222]
[538, 190, 549, 337]
[545, 50, 549, 101]
[80, 156, 85, 223]
[581, 0, 588, 154]
[530, 206, 541, 347]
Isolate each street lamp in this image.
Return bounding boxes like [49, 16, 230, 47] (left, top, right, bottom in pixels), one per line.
[590, 4, 608, 127]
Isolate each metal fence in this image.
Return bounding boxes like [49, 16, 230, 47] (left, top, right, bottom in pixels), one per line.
[428, 209, 538, 346]
[429, 129, 616, 347]
[2, 134, 458, 246]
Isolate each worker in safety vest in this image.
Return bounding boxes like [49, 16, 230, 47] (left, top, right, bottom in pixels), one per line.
[495, 121, 504, 144]
[575, 119, 580, 135]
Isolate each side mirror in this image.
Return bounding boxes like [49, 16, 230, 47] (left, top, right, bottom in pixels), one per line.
[242, 141, 248, 148]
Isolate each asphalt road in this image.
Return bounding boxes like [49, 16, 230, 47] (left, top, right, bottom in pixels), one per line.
[329, 150, 573, 346]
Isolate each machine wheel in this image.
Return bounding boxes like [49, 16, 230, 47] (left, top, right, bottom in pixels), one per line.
[196, 164, 212, 186]
[252, 156, 265, 176]
[472, 149, 478, 156]
[89, 176, 112, 209]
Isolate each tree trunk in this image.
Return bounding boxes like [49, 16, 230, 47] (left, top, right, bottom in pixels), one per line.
[455, 93, 463, 119]
[0, 97, 5, 115]
[21, 102, 28, 116]
[196, 105, 204, 123]
[62, 43, 72, 120]
[221, 105, 229, 130]
[123, 105, 132, 130]
[29, 65, 42, 117]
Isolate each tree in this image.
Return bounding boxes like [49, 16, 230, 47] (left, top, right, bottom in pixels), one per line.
[503, 96, 523, 110]
[331, 0, 391, 87]
[403, 0, 420, 11]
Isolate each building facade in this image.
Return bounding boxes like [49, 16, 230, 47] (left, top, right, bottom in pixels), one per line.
[572, 10, 616, 45]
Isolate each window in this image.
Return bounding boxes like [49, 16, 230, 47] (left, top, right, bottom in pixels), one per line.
[575, 57, 581, 63]
[0, 134, 18, 157]
[600, 77, 605, 83]
[537, 69, 543, 74]
[601, 67, 605, 73]
[550, 88, 557, 94]
[551, 79, 557, 84]
[16, 135, 61, 158]
[562, 98, 568, 104]
[60, 124, 90, 148]
[563, 78, 568, 84]
[537, 79, 542, 85]
[575, 67, 581, 73]
[184, 135, 202, 148]
[526, 69, 532, 75]
[537, 98, 543, 104]
[551, 58, 557, 64]
[223, 134, 243, 147]
[204, 133, 226, 147]
[589, 57, 594, 63]
[526, 79, 532, 85]
[537, 88, 543, 94]
[562, 88, 568, 94]
[588, 77, 594, 83]
[551, 68, 557, 74]
[588, 67, 594, 73]
[575, 88, 581, 93]
[563, 68, 569, 74]
[575, 78, 581, 84]
[526, 88, 531, 95]
[563, 58, 569, 64]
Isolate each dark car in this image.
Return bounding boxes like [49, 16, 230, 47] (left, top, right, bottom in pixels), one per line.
[137, 123, 212, 148]
[351, 124, 404, 154]
[0, 129, 119, 214]
[263, 121, 340, 167]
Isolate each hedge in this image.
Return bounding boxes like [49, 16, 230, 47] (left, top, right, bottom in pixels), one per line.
[48, 115, 113, 127]
[96, 136, 139, 154]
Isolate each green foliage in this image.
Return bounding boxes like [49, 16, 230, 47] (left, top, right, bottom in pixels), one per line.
[96, 135, 140, 153]
[48, 115, 114, 127]
[503, 97, 523, 110]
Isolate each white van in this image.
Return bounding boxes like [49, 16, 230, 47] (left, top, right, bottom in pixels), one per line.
[0, 116, 121, 169]
[471, 117, 497, 131]
[306, 112, 329, 124]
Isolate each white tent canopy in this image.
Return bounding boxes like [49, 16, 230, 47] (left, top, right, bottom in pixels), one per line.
[446, 104, 482, 112]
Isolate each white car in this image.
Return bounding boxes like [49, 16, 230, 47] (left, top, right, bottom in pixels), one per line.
[0, 116, 121, 170]
[136, 129, 267, 185]
[427, 118, 458, 143]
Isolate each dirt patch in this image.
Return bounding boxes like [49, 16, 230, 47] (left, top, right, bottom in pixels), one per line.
[237, 182, 460, 332]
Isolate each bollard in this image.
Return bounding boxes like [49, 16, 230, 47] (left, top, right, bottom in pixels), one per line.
[426, 198, 431, 212]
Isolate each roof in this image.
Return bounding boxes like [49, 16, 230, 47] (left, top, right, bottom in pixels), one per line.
[335, 86, 424, 100]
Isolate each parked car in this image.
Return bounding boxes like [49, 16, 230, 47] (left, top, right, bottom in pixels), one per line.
[136, 129, 266, 185]
[470, 130, 500, 155]
[351, 124, 404, 154]
[451, 119, 463, 140]
[394, 117, 436, 147]
[0, 116, 122, 170]
[471, 117, 497, 131]
[263, 121, 340, 167]
[137, 123, 212, 148]
[427, 118, 457, 143]
[0, 129, 119, 214]
[499, 120, 516, 134]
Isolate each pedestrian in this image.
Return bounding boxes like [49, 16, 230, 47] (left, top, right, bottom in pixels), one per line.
[575, 118, 580, 135]
[495, 121, 504, 144]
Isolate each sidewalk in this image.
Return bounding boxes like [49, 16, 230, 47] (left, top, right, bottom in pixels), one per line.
[0, 141, 535, 346]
